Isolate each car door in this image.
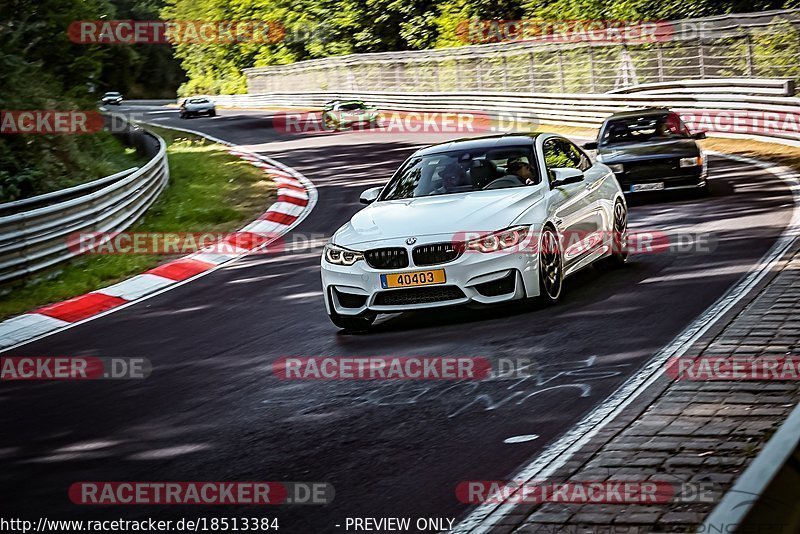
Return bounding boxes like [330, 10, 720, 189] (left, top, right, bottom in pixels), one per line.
[542, 137, 602, 272]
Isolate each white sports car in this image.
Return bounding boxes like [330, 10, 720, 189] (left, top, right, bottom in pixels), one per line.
[320, 133, 628, 331]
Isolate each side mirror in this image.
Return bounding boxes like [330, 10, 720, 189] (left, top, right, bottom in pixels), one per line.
[359, 186, 382, 205]
[582, 141, 598, 150]
[693, 131, 707, 140]
[550, 168, 584, 188]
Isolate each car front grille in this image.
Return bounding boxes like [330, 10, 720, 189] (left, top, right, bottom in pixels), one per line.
[364, 248, 409, 269]
[374, 286, 465, 306]
[412, 243, 462, 266]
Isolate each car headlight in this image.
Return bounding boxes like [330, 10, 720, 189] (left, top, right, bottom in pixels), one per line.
[680, 156, 702, 167]
[324, 243, 364, 266]
[608, 164, 624, 173]
[465, 226, 530, 253]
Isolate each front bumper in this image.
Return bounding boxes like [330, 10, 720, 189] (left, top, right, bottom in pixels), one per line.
[611, 158, 707, 194]
[320, 239, 539, 315]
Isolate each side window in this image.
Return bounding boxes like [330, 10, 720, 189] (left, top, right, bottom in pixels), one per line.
[563, 140, 592, 171]
[543, 139, 572, 170]
[544, 139, 591, 171]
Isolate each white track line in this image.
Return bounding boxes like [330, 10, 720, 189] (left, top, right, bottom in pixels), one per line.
[452, 152, 800, 533]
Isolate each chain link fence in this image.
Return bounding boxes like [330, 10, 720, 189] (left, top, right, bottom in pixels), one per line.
[244, 9, 800, 95]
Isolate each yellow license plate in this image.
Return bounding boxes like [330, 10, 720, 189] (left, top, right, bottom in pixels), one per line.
[381, 269, 446, 289]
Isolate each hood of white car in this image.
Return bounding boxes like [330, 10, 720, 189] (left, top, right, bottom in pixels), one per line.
[333, 188, 543, 247]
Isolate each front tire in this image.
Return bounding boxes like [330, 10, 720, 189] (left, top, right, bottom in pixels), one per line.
[598, 199, 629, 269]
[538, 226, 563, 304]
[329, 310, 376, 332]
[208, 110, 216, 117]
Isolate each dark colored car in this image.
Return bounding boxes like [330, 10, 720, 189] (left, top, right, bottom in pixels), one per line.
[583, 108, 708, 194]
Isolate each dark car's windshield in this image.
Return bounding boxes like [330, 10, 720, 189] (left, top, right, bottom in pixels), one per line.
[188, 98, 210, 104]
[600, 112, 691, 146]
[380, 147, 539, 200]
[103, 92, 120, 97]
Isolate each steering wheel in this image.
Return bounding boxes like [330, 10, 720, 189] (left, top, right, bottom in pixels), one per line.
[483, 175, 524, 190]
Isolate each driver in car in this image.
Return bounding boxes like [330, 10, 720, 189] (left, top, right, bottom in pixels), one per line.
[507, 156, 536, 184]
[432, 162, 467, 194]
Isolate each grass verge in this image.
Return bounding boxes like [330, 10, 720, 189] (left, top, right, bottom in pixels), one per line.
[0, 126, 277, 320]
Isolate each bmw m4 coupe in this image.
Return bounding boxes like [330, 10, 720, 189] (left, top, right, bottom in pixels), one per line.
[320, 133, 629, 331]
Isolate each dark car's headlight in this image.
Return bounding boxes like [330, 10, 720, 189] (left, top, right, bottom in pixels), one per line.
[465, 226, 530, 253]
[324, 244, 364, 266]
[608, 164, 624, 173]
[679, 156, 703, 168]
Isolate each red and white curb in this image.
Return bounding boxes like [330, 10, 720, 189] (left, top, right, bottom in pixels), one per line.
[0, 144, 317, 351]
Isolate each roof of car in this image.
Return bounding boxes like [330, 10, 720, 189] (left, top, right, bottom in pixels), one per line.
[606, 108, 672, 120]
[413, 133, 543, 156]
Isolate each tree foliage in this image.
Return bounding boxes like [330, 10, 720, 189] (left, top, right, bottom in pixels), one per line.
[163, 0, 799, 95]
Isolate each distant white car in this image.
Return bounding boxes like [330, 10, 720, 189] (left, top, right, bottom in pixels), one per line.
[320, 133, 628, 331]
[180, 97, 216, 119]
[101, 92, 123, 105]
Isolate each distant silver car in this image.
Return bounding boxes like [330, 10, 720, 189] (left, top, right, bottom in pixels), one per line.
[101, 92, 123, 105]
[180, 97, 216, 119]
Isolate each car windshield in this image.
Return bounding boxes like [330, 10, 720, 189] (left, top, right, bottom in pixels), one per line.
[339, 102, 365, 111]
[188, 98, 209, 104]
[104, 92, 120, 97]
[600, 112, 690, 146]
[380, 147, 539, 200]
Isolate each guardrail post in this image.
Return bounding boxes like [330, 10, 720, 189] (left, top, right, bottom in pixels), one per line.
[395, 63, 402, 92]
[557, 49, 565, 92]
[528, 52, 537, 92]
[589, 46, 597, 93]
[698, 40, 706, 79]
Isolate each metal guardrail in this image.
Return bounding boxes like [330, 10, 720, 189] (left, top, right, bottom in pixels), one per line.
[0, 118, 169, 284]
[211, 78, 800, 146]
[242, 9, 800, 94]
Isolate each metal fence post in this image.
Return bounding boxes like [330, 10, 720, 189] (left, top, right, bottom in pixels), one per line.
[529, 52, 537, 92]
[557, 49, 565, 92]
[698, 40, 706, 79]
[745, 34, 755, 77]
[589, 46, 597, 93]
[657, 43, 665, 82]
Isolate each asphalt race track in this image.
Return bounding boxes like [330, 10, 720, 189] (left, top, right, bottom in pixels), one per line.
[0, 105, 795, 532]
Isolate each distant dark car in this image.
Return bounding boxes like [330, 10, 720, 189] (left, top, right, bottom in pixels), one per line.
[101, 92, 123, 105]
[583, 108, 708, 194]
